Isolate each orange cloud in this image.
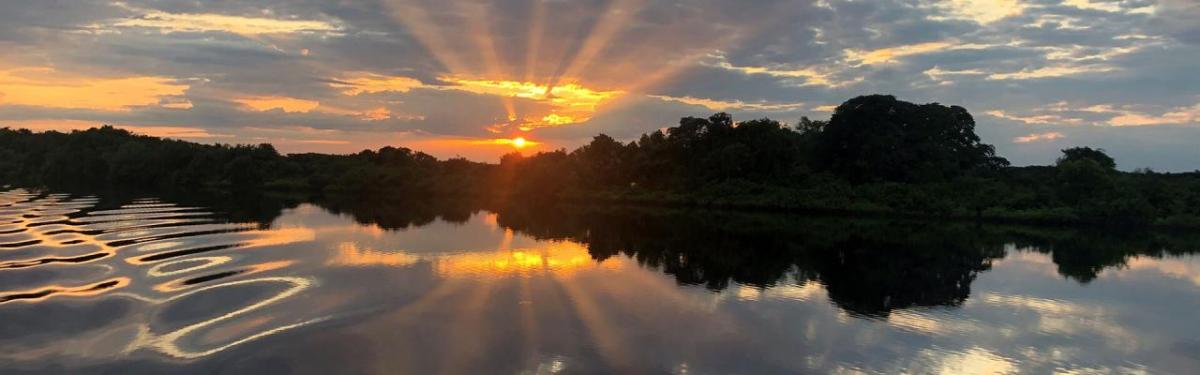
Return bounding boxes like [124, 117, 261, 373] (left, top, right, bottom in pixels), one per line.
[539, 114, 577, 125]
[845, 42, 955, 65]
[845, 41, 1000, 66]
[330, 73, 425, 95]
[649, 95, 807, 112]
[0, 67, 188, 111]
[987, 65, 1116, 80]
[442, 77, 620, 107]
[1107, 103, 1200, 126]
[105, 10, 341, 36]
[359, 107, 392, 121]
[234, 96, 320, 113]
[304, 104, 398, 121]
[439, 77, 621, 130]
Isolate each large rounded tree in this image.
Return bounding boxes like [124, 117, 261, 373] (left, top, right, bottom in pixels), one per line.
[814, 95, 1008, 183]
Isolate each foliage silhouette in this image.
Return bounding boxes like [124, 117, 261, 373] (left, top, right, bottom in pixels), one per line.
[488, 203, 1198, 316]
[3, 95, 1200, 227]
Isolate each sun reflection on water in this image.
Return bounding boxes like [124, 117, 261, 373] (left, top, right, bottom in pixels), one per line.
[431, 241, 622, 280]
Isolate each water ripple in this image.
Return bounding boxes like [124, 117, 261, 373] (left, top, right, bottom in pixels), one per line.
[0, 278, 130, 304]
[0, 188, 321, 362]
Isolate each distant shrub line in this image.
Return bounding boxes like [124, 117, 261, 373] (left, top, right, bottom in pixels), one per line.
[3, 95, 1198, 227]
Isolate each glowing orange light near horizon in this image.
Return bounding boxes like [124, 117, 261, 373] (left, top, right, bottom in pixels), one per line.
[439, 77, 622, 131]
[461, 137, 540, 150]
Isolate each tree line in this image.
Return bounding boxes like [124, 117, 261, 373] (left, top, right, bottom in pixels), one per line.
[3, 94, 1199, 226]
[0, 125, 492, 196]
[497, 95, 1200, 226]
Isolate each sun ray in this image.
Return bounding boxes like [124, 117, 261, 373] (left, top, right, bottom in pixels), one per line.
[438, 277, 498, 374]
[556, 275, 632, 368]
[383, 0, 470, 75]
[523, 0, 548, 83]
[547, 0, 647, 90]
[517, 271, 540, 364]
[383, 278, 469, 324]
[458, 1, 518, 120]
[597, 1, 801, 113]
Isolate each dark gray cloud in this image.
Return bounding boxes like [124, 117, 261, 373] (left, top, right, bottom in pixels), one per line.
[0, 0, 1197, 168]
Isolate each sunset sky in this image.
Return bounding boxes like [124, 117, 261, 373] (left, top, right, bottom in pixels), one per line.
[1, 0, 1198, 169]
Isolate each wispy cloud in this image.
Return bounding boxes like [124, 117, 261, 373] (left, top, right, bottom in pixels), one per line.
[1014, 131, 1065, 143]
[234, 96, 320, 113]
[648, 95, 807, 112]
[987, 65, 1117, 80]
[986, 110, 1086, 125]
[98, 8, 341, 37]
[1108, 103, 1200, 127]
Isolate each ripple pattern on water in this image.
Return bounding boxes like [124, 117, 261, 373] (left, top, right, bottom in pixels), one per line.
[0, 189, 322, 361]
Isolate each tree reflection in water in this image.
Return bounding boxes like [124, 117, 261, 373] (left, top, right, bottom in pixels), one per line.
[3, 189, 1199, 373]
[314, 195, 1200, 317]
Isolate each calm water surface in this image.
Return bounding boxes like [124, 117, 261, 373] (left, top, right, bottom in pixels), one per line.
[1, 188, 1198, 374]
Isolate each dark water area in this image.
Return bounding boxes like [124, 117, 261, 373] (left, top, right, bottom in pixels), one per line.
[1, 188, 1199, 374]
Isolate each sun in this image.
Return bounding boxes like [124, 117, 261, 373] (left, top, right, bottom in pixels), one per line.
[512, 137, 528, 149]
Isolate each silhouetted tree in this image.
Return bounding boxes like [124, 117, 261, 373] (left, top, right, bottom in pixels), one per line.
[1058, 147, 1116, 170]
[812, 95, 1007, 183]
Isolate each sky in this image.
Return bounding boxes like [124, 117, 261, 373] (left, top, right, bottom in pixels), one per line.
[1, 0, 1198, 170]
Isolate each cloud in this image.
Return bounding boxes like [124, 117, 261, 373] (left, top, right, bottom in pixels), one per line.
[0, 0, 1196, 169]
[0, 67, 188, 111]
[435, 77, 623, 131]
[648, 95, 808, 112]
[1107, 103, 1200, 127]
[234, 96, 320, 113]
[1014, 131, 1065, 143]
[846, 41, 957, 65]
[923, 66, 987, 84]
[702, 53, 852, 88]
[986, 64, 1116, 80]
[985, 110, 1086, 125]
[927, 0, 1026, 25]
[330, 73, 425, 95]
[992, 100, 1200, 127]
[1062, 0, 1123, 13]
[98, 8, 342, 37]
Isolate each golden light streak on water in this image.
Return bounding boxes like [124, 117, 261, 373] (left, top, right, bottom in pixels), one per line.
[0, 190, 324, 362]
[556, 273, 633, 368]
[124, 276, 322, 359]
